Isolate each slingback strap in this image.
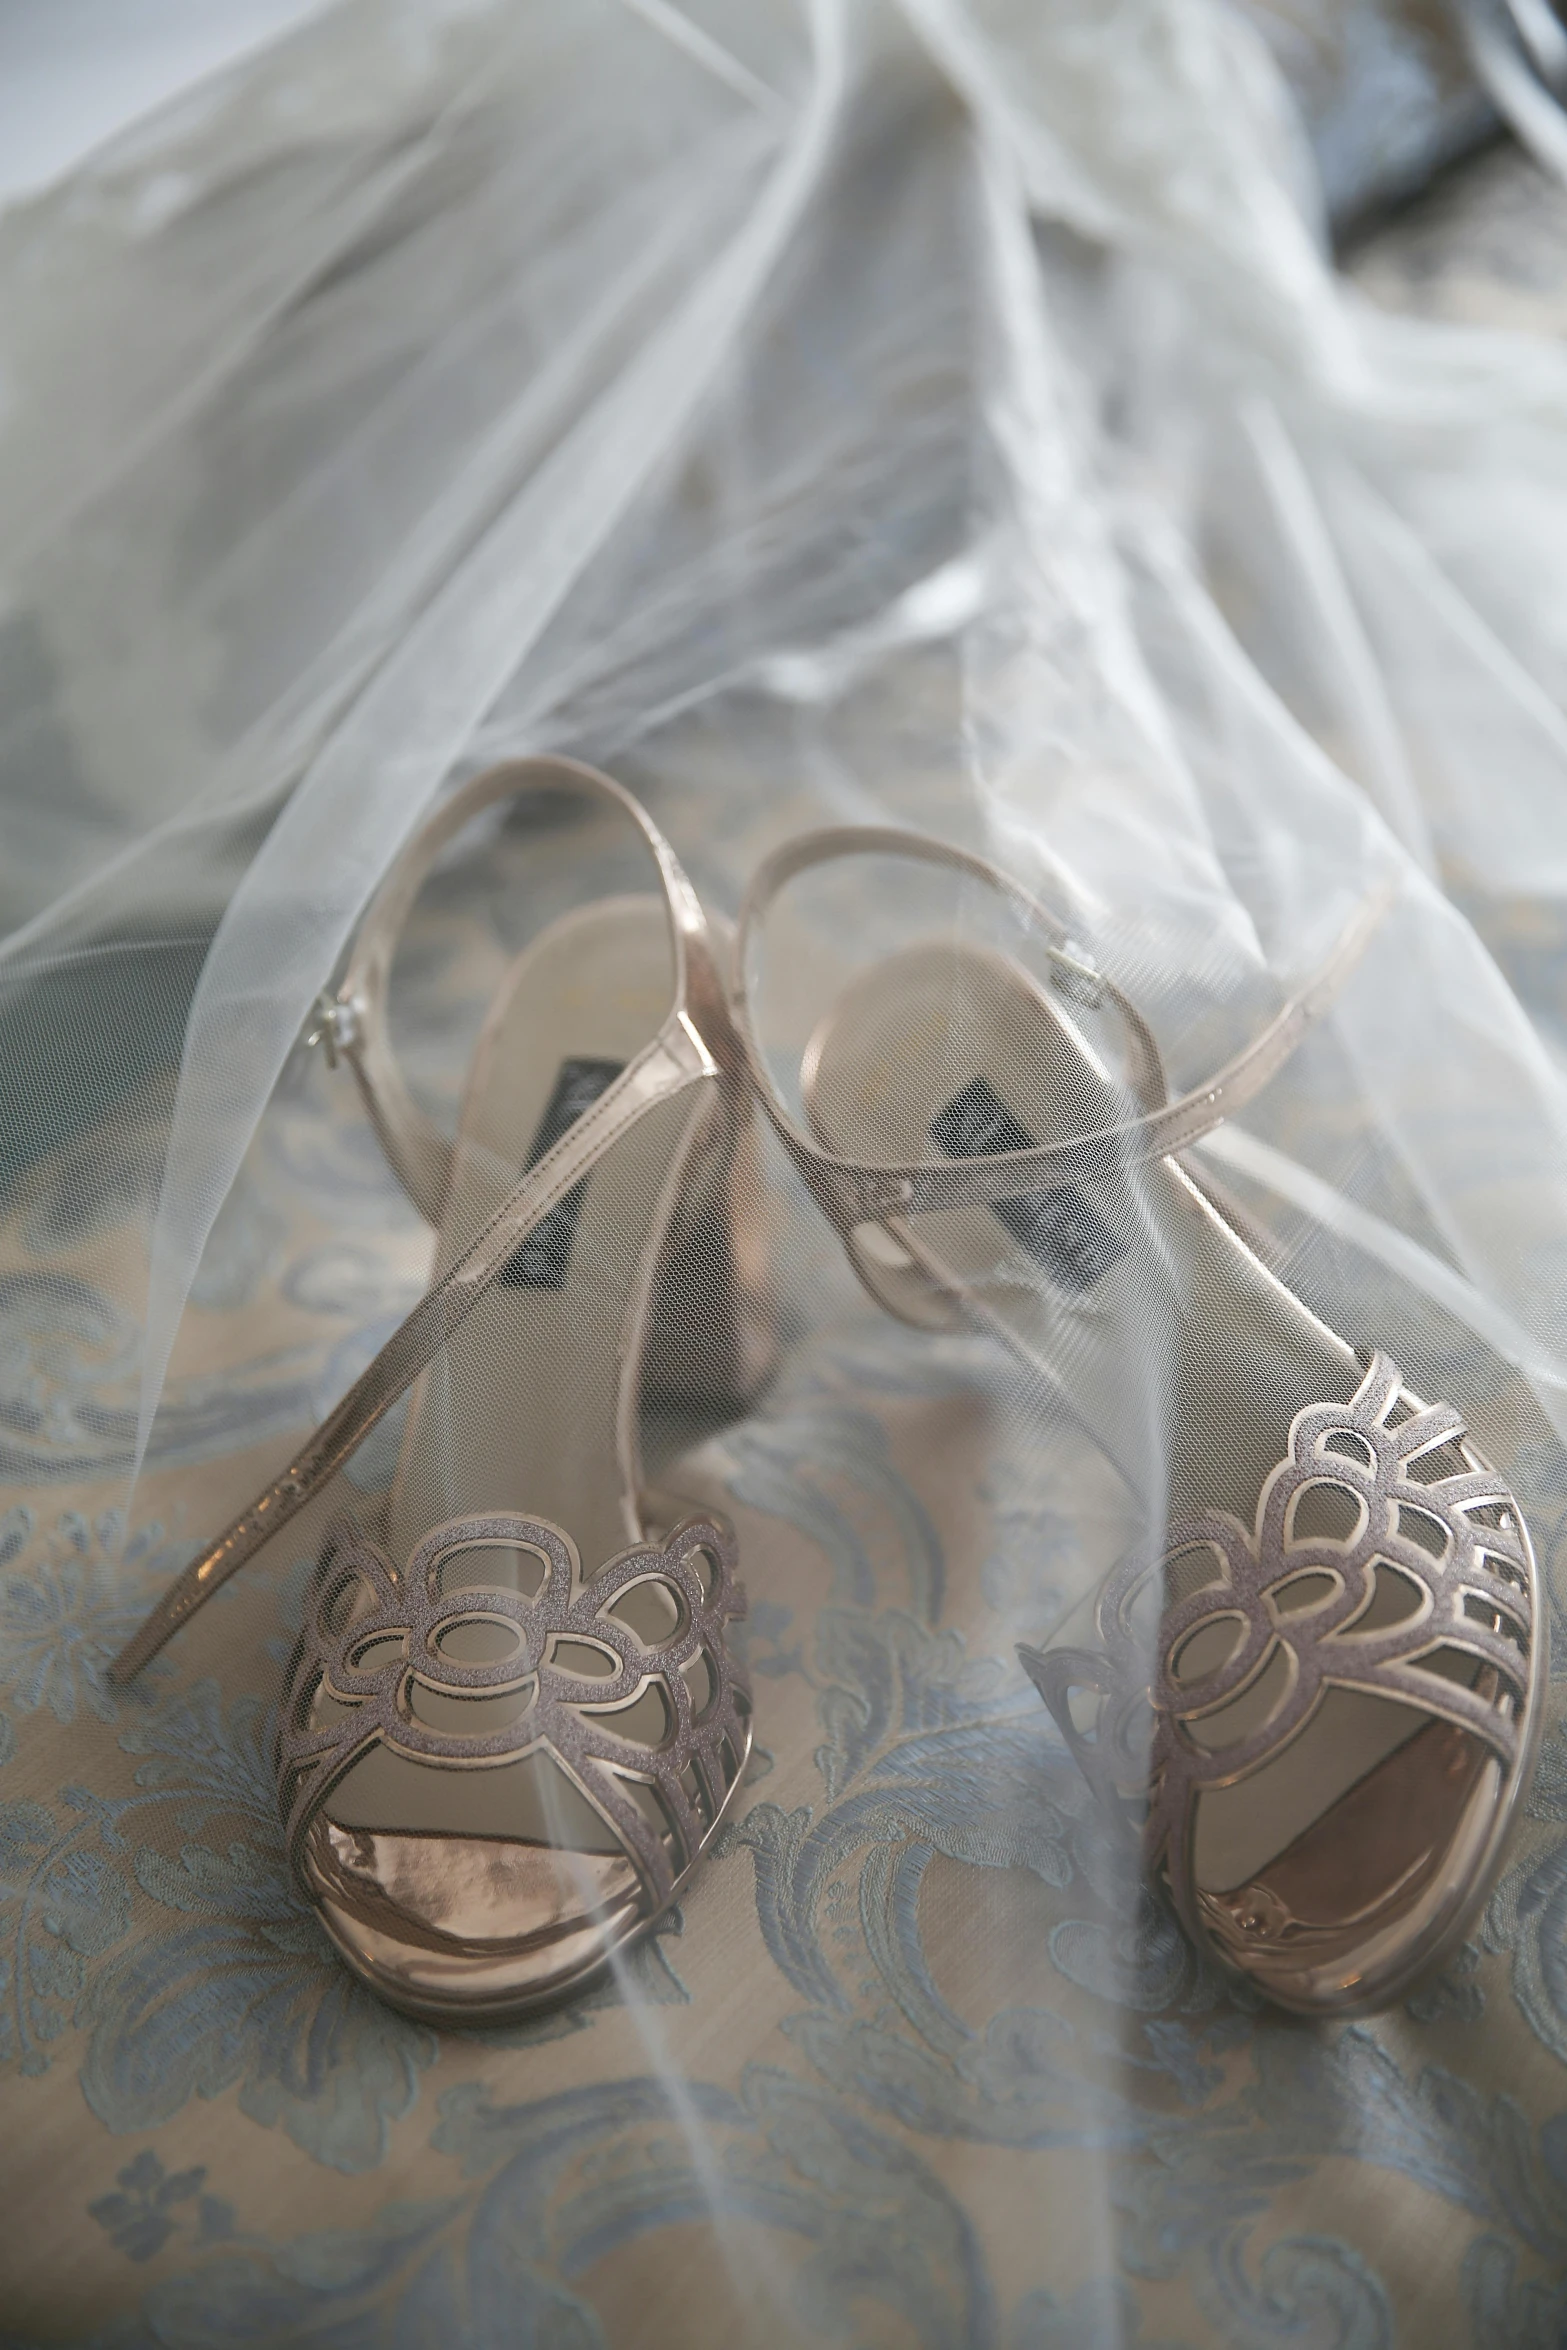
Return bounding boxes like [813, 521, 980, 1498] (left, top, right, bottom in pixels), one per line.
[110, 758, 738, 1686]
[327, 754, 739, 1224]
[732, 825, 1396, 1233]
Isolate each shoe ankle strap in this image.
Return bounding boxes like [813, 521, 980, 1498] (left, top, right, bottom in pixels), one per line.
[319, 754, 739, 1225]
[732, 824, 1396, 1236]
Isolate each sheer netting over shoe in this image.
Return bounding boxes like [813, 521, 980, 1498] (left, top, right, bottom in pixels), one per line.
[111, 758, 758, 2022]
[733, 825, 1545, 2016]
[15, 2, 1567, 2334]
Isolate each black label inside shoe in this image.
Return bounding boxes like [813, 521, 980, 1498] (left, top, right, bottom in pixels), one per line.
[499, 1056, 624, 1290]
[930, 1073, 1126, 1294]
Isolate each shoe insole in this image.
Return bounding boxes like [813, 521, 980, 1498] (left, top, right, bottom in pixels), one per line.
[803, 939, 1489, 1901]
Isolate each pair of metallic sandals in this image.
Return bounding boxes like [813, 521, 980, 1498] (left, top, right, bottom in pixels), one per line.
[110, 759, 1545, 2025]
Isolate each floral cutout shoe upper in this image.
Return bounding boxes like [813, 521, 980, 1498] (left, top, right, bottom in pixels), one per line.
[279, 1509, 749, 2019]
[1025, 1352, 1535, 2013]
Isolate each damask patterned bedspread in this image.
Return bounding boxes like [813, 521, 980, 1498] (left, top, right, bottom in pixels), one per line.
[6, 15, 1567, 2350]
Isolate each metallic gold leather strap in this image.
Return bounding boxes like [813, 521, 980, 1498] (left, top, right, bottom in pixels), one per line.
[111, 759, 733, 1684]
[333, 754, 736, 1224]
[732, 824, 1396, 1233]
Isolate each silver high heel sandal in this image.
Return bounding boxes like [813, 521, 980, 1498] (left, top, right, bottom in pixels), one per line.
[113, 758, 760, 2023]
[731, 826, 1545, 2017]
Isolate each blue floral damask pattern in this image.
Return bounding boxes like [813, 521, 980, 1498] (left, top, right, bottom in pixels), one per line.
[0, 1656, 689, 2171]
[8, 778, 1567, 2340]
[709, 1411, 1567, 2350]
[0, 1509, 184, 1727]
[87, 2151, 235, 2266]
[0, 1668, 431, 2152]
[50, 2072, 995, 2350]
[3, 1310, 1567, 2342]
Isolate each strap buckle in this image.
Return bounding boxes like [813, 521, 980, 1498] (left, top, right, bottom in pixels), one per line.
[304, 989, 363, 1070]
[1049, 940, 1105, 1009]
